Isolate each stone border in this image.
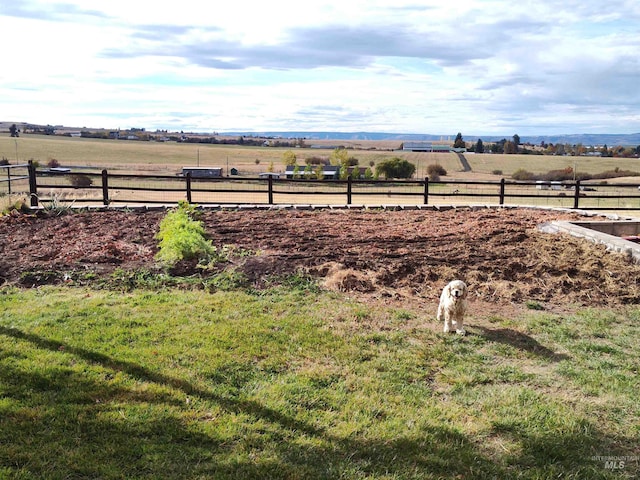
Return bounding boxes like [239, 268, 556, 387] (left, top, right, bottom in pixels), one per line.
[538, 219, 640, 263]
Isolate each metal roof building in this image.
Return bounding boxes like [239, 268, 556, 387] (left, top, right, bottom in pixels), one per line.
[402, 142, 453, 152]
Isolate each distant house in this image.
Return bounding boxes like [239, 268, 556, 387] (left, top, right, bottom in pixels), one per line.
[181, 167, 223, 178]
[310, 144, 344, 150]
[402, 142, 453, 152]
[285, 165, 340, 179]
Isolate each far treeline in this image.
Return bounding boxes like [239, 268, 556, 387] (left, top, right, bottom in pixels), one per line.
[458, 133, 640, 158]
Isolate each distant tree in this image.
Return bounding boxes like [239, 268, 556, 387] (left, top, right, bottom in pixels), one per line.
[490, 139, 507, 154]
[475, 138, 484, 153]
[9, 124, 19, 137]
[330, 148, 352, 179]
[504, 140, 517, 154]
[635, 145, 640, 155]
[330, 147, 349, 166]
[513, 134, 520, 146]
[453, 132, 465, 149]
[375, 157, 416, 179]
[304, 163, 313, 178]
[282, 150, 297, 166]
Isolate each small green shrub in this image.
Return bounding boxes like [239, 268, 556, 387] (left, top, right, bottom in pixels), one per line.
[155, 201, 215, 266]
[426, 164, 447, 177]
[204, 269, 249, 292]
[512, 168, 536, 181]
[426, 164, 447, 182]
[1, 198, 30, 216]
[69, 174, 93, 188]
[376, 157, 416, 179]
[525, 300, 544, 310]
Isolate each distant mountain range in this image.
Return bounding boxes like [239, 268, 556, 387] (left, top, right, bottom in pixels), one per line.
[222, 131, 640, 146]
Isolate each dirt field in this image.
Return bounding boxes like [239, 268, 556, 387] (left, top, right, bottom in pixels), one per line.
[2, 207, 640, 318]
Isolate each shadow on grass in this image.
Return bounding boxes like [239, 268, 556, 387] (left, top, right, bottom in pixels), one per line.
[471, 325, 570, 361]
[0, 326, 630, 479]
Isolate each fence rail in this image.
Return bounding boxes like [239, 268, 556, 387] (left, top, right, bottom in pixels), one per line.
[0, 164, 30, 195]
[26, 162, 640, 211]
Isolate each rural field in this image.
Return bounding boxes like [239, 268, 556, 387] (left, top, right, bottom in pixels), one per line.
[0, 205, 639, 478]
[3, 134, 640, 213]
[3, 134, 640, 178]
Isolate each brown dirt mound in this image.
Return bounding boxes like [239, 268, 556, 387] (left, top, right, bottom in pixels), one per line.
[1, 207, 639, 310]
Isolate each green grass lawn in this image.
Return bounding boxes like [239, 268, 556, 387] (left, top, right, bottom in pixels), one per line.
[1, 283, 638, 479]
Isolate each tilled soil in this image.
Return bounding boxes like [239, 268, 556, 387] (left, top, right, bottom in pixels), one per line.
[1, 207, 639, 312]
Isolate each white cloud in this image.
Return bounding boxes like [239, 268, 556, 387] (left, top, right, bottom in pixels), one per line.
[1, 0, 640, 135]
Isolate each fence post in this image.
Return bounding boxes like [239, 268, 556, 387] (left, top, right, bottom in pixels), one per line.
[347, 175, 352, 205]
[186, 172, 192, 204]
[28, 160, 38, 207]
[268, 175, 274, 204]
[424, 177, 429, 205]
[499, 178, 506, 205]
[6, 166, 11, 195]
[574, 179, 581, 209]
[101, 169, 109, 206]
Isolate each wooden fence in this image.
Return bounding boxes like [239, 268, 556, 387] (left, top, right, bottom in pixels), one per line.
[0, 164, 30, 195]
[24, 162, 640, 211]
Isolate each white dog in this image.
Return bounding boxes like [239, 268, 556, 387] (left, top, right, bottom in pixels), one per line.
[437, 280, 468, 335]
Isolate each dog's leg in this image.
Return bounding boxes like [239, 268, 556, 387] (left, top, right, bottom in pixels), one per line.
[443, 313, 452, 333]
[438, 303, 450, 333]
[454, 315, 465, 335]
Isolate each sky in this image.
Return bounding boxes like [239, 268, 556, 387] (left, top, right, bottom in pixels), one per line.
[1, 0, 640, 136]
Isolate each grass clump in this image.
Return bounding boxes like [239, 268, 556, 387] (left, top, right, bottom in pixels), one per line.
[0, 197, 30, 216]
[155, 201, 215, 266]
